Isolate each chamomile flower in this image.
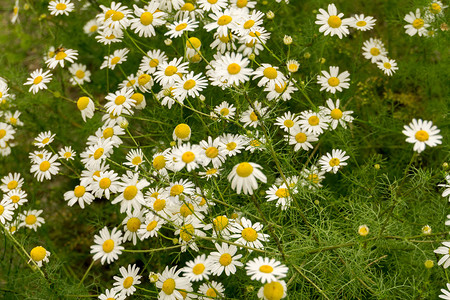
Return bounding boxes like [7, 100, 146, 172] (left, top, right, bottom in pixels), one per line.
[275, 112, 300, 132]
[100, 48, 129, 70]
[240, 101, 268, 128]
[0, 199, 14, 224]
[257, 280, 287, 300]
[204, 9, 239, 36]
[286, 59, 300, 73]
[238, 29, 270, 56]
[230, 217, 269, 250]
[165, 18, 199, 38]
[138, 213, 165, 240]
[175, 216, 206, 252]
[154, 57, 189, 86]
[317, 66, 350, 94]
[113, 264, 142, 297]
[156, 266, 191, 300]
[29, 246, 50, 268]
[64, 181, 95, 209]
[198, 281, 225, 299]
[315, 3, 351, 38]
[98, 289, 126, 300]
[147, 193, 173, 216]
[349, 14, 376, 31]
[100, 2, 132, 36]
[30, 153, 60, 182]
[122, 211, 145, 245]
[48, 0, 74, 16]
[377, 57, 398, 76]
[231, 0, 256, 11]
[210, 32, 237, 54]
[90, 170, 121, 199]
[404, 9, 430, 36]
[318, 149, 349, 173]
[4, 111, 23, 127]
[83, 18, 100, 35]
[34, 131, 55, 148]
[319, 99, 354, 129]
[112, 171, 150, 213]
[246, 257, 289, 283]
[95, 28, 124, 44]
[198, 0, 228, 13]
[58, 146, 76, 161]
[19, 209, 45, 231]
[173, 72, 208, 101]
[173, 123, 191, 143]
[199, 167, 222, 180]
[209, 52, 253, 88]
[80, 138, 115, 168]
[182, 254, 211, 282]
[45, 48, 78, 69]
[298, 110, 330, 135]
[245, 132, 266, 153]
[11, 0, 19, 24]
[199, 136, 226, 168]
[139, 49, 168, 74]
[4, 188, 28, 208]
[1, 172, 24, 192]
[425, 1, 447, 21]
[402, 119, 442, 153]
[434, 242, 450, 268]
[104, 87, 136, 116]
[176, 2, 204, 21]
[362, 38, 388, 63]
[76, 96, 95, 122]
[208, 243, 243, 276]
[130, 3, 166, 38]
[24, 69, 52, 94]
[300, 166, 325, 189]
[265, 183, 295, 210]
[90, 226, 124, 265]
[170, 143, 204, 172]
[152, 151, 169, 177]
[252, 64, 286, 88]
[213, 101, 236, 121]
[219, 133, 246, 157]
[0, 122, 15, 147]
[439, 175, 450, 201]
[228, 162, 267, 195]
[124, 148, 145, 170]
[264, 80, 298, 101]
[68, 63, 91, 85]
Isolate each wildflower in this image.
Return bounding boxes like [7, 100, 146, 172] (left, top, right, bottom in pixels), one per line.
[315, 3, 351, 38]
[48, 0, 74, 16]
[76, 96, 95, 122]
[170, 143, 204, 172]
[228, 162, 267, 195]
[264, 80, 298, 101]
[286, 60, 299, 73]
[0, 199, 14, 224]
[434, 242, 450, 268]
[89, 170, 121, 199]
[154, 57, 189, 86]
[182, 254, 211, 282]
[112, 264, 142, 297]
[138, 213, 165, 240]
[204, 9, 239, 36]
[64, 181, 95, 209]
[90, 227, 124, 265]
[122, 211, 145, 245]
[101, 48, 129, 70]
[156, 266, 191, 300]
[402, 119, 442, 153]
[29, 246, 50, 267]
[104, 87, 136, 116]
[246, 257, 289, 283]
[257, 280, 287, 300]
[4, 188, 27, 208]
[83, 19, 99, 35]
[99, 1, 132, 36]
[213, 101, 236, 120]
[0, 122, 15, 148]
[45, 48, 78, 69]
[376, 57, 398, 76]
[24, 69, 52, 94]
[299, 110, 330, 135]
[358, 225, 369, 236]
[1, 172, 23, 192]
[300, 166, 325, 189]
[240, 101, 268, 128]
[319, 99, 354, 130]
[68, 63, 91, 85]
[265, 183, 295, 210]
[208, 243, 243, 276]
[219, 133, 247, 156]
[252, 64, 286, 88]
[19, 209, 45, 231]
[165, 18, 199, 38]
[440, 283, 450, 299]
[317, 66, 350, 94]
[112, 171, 150, 213]
[349, 14, 376, 31]
[422, 225, 432, 235]
[230, 217, 269, 250]
[98, 289, 125, 300]
[199, 136, 226, 168]
[275, 112, 300, 132]
[173, 72, 208, 101]
[198, 281, 225, 299]
[30, 153, 60, 182]
[4, 111, 23, 126]
[130, 3, 166, 38]
[139, 49, 168, 74]
[209, 52, 253, 88]
[198, 0, 228, 13]
[318, 149, 349, 173]
[404, 9, 430, 36]
[174, 216, 206, 252]
[173, 123, 191, 142]
[362, 38, 388, 63]
[283, 35, 292, 45]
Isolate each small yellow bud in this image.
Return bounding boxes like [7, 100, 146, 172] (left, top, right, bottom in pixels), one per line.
[424, 260, 434, 269]
[266, 11, 275, 20]
[421, 225, 431, 235]
[358, 225, 369, 236]
[374, 164, 380, 170]
[304, 52, 311, 59]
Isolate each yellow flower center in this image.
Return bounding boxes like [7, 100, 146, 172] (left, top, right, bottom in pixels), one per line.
[330, 108, 343, 119]
[356, 20, 367, 27]
[208, 0, 218, 3]
[182, 151, 195, 163]
[412, 18, 424, 29]
[162, 278, 175, 295]
[180, 224, 195, 242]
[146, 220, 158, 231]
[263, 281, 284, 300]
[192, 263, 205, 275]
[126, 217, 141, 232]
[263, 67, 277, 79]
[132, 156, 142, 165]
[175, 23, 187, 31]
[25, 215, 37, 225]
[275, 188, 289, 198]
[42, 137, 50, 144]
[250, 139, 260, 147]
[183, 79, 196, 90]
[140, 12, 153, 25]
[77, 97, 90, 110]
[75, 70, 85, 79]
[10, 195, 20, 203]
[170, 184, 184, 196]
[250, 111, 258, 122]
[206, 288, 217, 297]
[219, 34, 231, 43]
[219, 253, 232, 266]
[40, 161, 50, 171]
[284, 120, 294, 128]
[431, 3, 442, 13]
[0, 130, 6, 139]
[383, 62, 392, 69]
[174, 124, 190, 139]
[102, 239, 114, 253]
[9, 118, 17, 125]
[104, 9, 115, 21]
[243, 20, 255, 29]
[33, 76, 43, 85]
[123, 186, 138, 200]
[205, 147, 219, 158]
[227, 63, 241, 75]
[153, 155, 166, 170]
[99, 178, 111, 189]
[123, 276, 134, 289]
[327, 77, 340, 87]
[153, 198, 166, 211]
[236, 0, 248, 8]
[206, 168, 218, 175]
[358, 226, 369, 236]
[236, 162, 253, 177]
[308, 116, 320, 126]
[327, 15, 342, 28]
[115, 95, 126, 105]
[415, 130, 429, 142]
[94, 148, 104, 160]
[329, 158, 340, 167]
[217, 15, 232, 26]
[275, 82, 286, 93]
[213, 216, 229, 231]
[226, 142, 237, 150]
[138, 73, 151, 86]
[308, 174, 319, 184]
[186, 37, 201, 49]
[166, 66, 179, 76]
[126, 80, 136, 87]
[102, 127, 114, 139]
[110, 57, 120, 65]
[181, 3, 195, 11]
[55, 51, 67, 60]
[111, 11, 124, 21]
[30, 246, 47, 262]
[242, 227, 257, 242]
[370, 47, 380, 56]
[259, 265, 274, 273]
[74, 186, 86, 198]
[149, 58, 159, 68]
[180, 203, 194, 217]
[0, 205, 4, 215]
[89, 25, 98, 32]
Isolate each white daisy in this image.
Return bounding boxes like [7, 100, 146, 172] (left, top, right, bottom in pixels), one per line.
[90, 226, 124, 265]
[165, 18, 199, 38]
[315, 3, 351, 38]
[377, 57, 398, 76]
[48, 0, 74, 16]
[252, 64, 286, 89]
[30, 153, 60, 182]
[4, 188, 27, 208]
[100, 48, 129, 70]
[434, 242, 450, 268]
[104, 87, 136, 116]
[228, 162, 267, 195]
[275, 111, 300, 132]
[112, 264, 142, 297]
[139, 49, 168, 74]
[45, 48, 78, 69]
[245, 256, 289, 283]
[24, 69, 52, 94]
[208, 242, 243, 276]
[182, 254, 211, 282]
[257, 280, 287, 300]
[318, 149, 350, 173]
[1, 173, 24, 192]
[265, 183, 295, 210]
[156, 266, 191, 300]
[64, 181, 95, 209]
[130, 3, 166, 38]
[230, 217, 269, 250]
[154, 57, 189, 86]
[198, 281, 225, 299]
[76, 96, 95, 122]
[319, 99, 354, 130]
[298, 110, 330, 135]
[317, 66, 350, 94]
[172, 71, 208, 102]
[0, 199, 14, 224]
[362, 38, 388, 63]
[349, 14, 376, 31]
[18, 209, 45, 231]
[29, 246, 51, 268]
[112, 170, 150, 213]
[404, 8, 430, 36]
[402, 119, 442, 153]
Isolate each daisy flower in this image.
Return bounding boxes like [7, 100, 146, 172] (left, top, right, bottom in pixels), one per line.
[182, 254, 211, 282]
[439, 175, 450, 201]
[34, 131, 55, 148]
[30, 153, 60, 182]
[425, 1, 447, 21]
[76, 96, 95, 122]
[402, 119, 442, 153]
[5, 111, 23, 126]
[315, 3, 351, 38]
[101, 48, 129, 70]
[68, 63, 91, 85]
[300, 165, 326, 189]
[206, 215, 234, 238]
[175, 216, 206, 252]
[0, 199, 14, 224]
[185, 37, 202, 58]
[146, 194, 173, 217]
[246, 256, 289, 283]
[83, 18, 99, 35]
[170, 143, 204, 172]
[209, 52, 253, 88]
[154, 57, 189, 86]
[230, 217, 269, 250]
[318, 149, 349, 173]
[198, 281, 225, 299]
[152, 151, 169, 176]
[100, 2, 132, 36]
[213, 101, 236, 121]
[99, 289, 125, 300]
[275, 111, 300, 132]
[95, 29, 124, 45]
[228, 162, 267, 195]
[439, 283, 450, 300]
[210, 32, 237, 54]
[362, 38, 388, 63]
[176, 2, 204, 21]
[138, 213, 165, 240]
[173, 72, 208, 101]
[0, 122, 15, 147]
[204, 9, 239, 36]
[90, 226, 124, 265]
[208, 243, 243, 276]
[104, 87, 136, 116]
[11, 0, 19, 24]
[113, 264, 142, 297]
[252, 64, 286, 88]
[130, 3, 166, 38]
[240, 101, 268, 128]
[235, 10, 265, 36]
[245, 131, 266, 153]
[199, 136, 226, 168]
[58, 146, 76, 160]
[90, 170, 121, 199]
[349, 14, 376, 31]
[80, 138, 115, 168]
[219, 133, 246, 157]
[63, 181, 95, 209]
[286, 59, 300, 73]
[18, 209, 45, 231]
[156, 266, 191, 300]
[257, 280, 287, 300]
[264, 80, 298, 102]
[139, 49, 168, 74]
[434, 242, 450, 268]
[265, 183, 295, 210]
[24, 69, 52, 94]
[198, 0, 228, 13]
[319, 99, 354, 130]
[124, 148, 145, 171]
[404, 9, 430, 36]
[165, 18, 199, 38]
[29, 246, 51, 268]
[45, 48, 78, 69]
[377, 57, 398, 76]
[122, 211, 145, 245]
[1, 173, 23, 192]
[4, 188, 28, 208]
[231, 0, 256, 11]
[48, 0, 74, 16]
[199, 167, 222, 180]
[358, 225, 370, 236]
[238, 29, 270, 56]
[298, 110, 330, 135]
[317, 66, 350, 94]
[112, 171, 150, 213]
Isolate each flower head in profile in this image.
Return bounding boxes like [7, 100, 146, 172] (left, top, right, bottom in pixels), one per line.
[227, 162, 267, 195]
